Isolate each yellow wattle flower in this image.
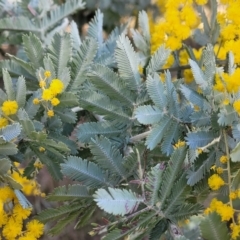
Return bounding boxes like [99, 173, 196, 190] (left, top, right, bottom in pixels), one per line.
[1, 100, 18, 116]
[0, 117, 8, 128]
[49, 79, 64, 96]
[208, 174, 225, 190]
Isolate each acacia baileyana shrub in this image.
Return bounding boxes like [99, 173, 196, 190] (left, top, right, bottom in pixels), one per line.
[1, 0, 240, 239]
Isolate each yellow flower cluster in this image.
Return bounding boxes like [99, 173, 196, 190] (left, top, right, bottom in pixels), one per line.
[0, 100, 19, 128]
[214, 69, 240, 94]
[233, 100, 240, 116]
[33, 71, 64, 118]
[0, 164, 44, 240]
[220, 155, 228, 164]
[205, 198, 234, 221]
[231, 221, 240, 240]
[151, 0, 201, 53]
[173, 140, 186, 149]
[208, 173, 225, 190]
[216, 0, 240, 64]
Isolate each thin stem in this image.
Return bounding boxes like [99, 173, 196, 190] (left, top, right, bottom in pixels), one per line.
[96, 206, 152, 234]
[223, 129, 235, 224]
[136, 149, 146, 200]
[157, 59, 226, 73]
[129, 130, 151, 143]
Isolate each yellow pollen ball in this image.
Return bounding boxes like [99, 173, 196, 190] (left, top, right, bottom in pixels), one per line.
[34, 160, 43, 169]
[208, 174, 225, 190]
[216, 167, 223, 174]
[1, 100, 18, 116]
[42, 89, 53, 100]
[47, 110, 54, 117]
[51, 98, 60, 106]
[33, 98, 40, 104]
[39, 80, 46, 88]
[49, 79, 64, 96]
[229, 191, 237, 200]
[39, 147, 45, 152]
[44, 71, 51, 78]
[0, 117, 8, 128]
[220, 155, 228, 164]
[233, 100, 240, 115]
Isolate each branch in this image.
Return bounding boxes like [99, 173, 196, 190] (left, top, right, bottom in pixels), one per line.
[129, 130, 151, 143]
[157, 59, 226, 73]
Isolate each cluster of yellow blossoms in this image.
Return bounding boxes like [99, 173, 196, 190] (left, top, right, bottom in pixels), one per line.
[151, 0, 206, 53]
[149, 0, 240, 87]
[206, 154, 240, 239]
[0, 163, 44, 239]
[0, 100, 18, 128]
[33, 71, 64, 118]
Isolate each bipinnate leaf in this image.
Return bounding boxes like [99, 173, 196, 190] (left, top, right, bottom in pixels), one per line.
[22, 33, 44, 68]
[87, 9, 103, 45]
[230, 142, 240, 162]
[135, 105, 162, 125]
[0, 142, 18, 155]
[146, 164, 165, 206]
[16, 76, 26, 108]
[189, 59, 208, 90]
[87, 64, 134, 105]
[58, 92, 78, 107]
[159, 146, 187, 206]
[90, 136, 127, 179]
[146, 73, 167, 108]
[146, 116, 171, 150]
[76, 122, 122, 143]
[47, 185, 90, 201]
[115, 34, 141, 90]
[2, 69, 14, 100]
[70, 38, 98, 90]
[138, 11, 150, 43]
[94, 188, 143, 216]
[186, 131, 217, 149]
[48, 33, 72, 78]
[200, 213, 230, 240]
[1, 123, 21, 142]
[0, 158, 11, 175]
[147, 45, 171, 74]
[61, 156, 109, 188]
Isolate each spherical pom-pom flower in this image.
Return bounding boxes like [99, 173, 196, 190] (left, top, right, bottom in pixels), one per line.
[220, 155, 228, 164]
[216, 167, 223, 174]
[39, 147, 45, 152]
[33, 98, 40, 105]
[223, 99, 230, 105]
[233, 100, 240, 115]
[44, 71, 51, 78]
[13, 203, 32, 220]
[47, 110, 54, 117]
[230, 191, 237, 200]
[34, 160, 43, 169]
[42, 89, 53, 101]
[217, 204, 234, 221]
[231, 223, 240, 240]
[208, 174, 225, 190]
[39, 80, 46, 88]
[1, 100, 18, 115]
[26, 219, 44, 238]
[51, 97, 60, 106]
[0, 117, 8, 128]
[49, 79, 64, 96]
[174, 140, 186, 149]
[2, 216, 22, 239]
